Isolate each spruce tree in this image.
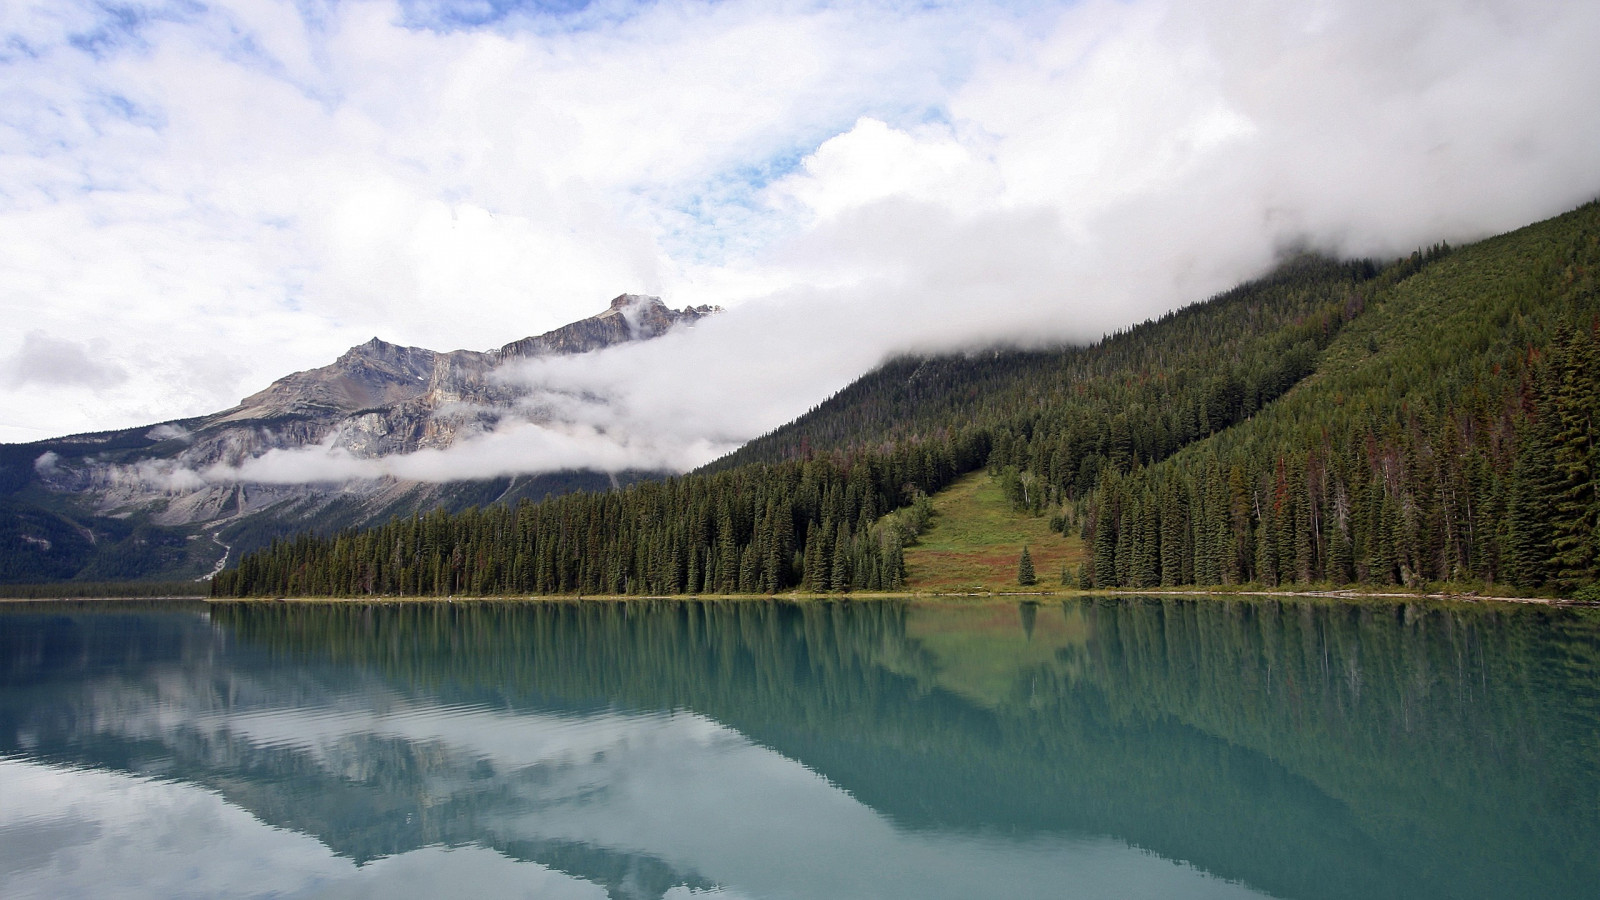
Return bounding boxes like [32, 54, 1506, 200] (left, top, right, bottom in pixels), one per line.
[1548, 327, 1598, 589]
[1018, 545, 1037, 586]
[831, 523, 851, 592]
[1135, 499, 1160, 588]
[1507, 417, 1557, 588]
[883, 531, 905, 590]
[1092, 509, 1117, 588]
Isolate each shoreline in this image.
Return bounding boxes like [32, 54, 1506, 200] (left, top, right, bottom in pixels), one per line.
[0, 594, 208, 604]
[5, 588, 1591, 607]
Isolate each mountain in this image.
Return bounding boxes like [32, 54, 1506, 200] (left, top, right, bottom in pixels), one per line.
[719, 201, 1598, 596]
[214, 201, 1599, 600]
[1, 294, 717, 585]
[225, 293, 712, 434]
[707, 254, 1382, 475]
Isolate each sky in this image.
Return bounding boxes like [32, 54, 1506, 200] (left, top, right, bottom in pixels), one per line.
[3, 0, 1599, 475]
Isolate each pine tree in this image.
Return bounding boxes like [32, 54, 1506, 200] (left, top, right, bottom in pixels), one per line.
[1134, 497, 1160, 589]
[1548, 327, 1599, 589]
[803, 521, 825, 593]
[882, 530, 905, 590]
[1329, 494, 1355, 585]
[1018, 545, 1037, 586]
[1159, 481, 1184, 586]
[738, 542, 759, 593]
[831, 523, 851, 592]
[1507, 416, 1557, 588]
[1092, 508, 1117, 588]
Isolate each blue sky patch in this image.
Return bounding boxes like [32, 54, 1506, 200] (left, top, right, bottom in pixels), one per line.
[397, 0, 652, 33]
[66, 1, 206, 60]
[93, 91, 166, 130]
[2, 34, 46, 65]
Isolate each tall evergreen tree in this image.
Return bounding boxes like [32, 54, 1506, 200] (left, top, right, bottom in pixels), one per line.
[1018, 546, 1037, 586]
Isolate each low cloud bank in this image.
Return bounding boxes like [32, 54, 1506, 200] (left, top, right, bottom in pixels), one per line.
[382, 0, 1600, 484]
[503, 0, 1600, 479]
[8, 0, 1598, 468]
[208, 419, 731, 485]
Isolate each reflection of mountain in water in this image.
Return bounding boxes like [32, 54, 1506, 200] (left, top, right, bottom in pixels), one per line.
[3, 598, 1599, 900]
[0, 605, 718, 900]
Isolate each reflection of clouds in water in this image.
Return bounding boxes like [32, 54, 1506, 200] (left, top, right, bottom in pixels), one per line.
[105, 695, 1268, 900]
[219, 700, 732, 775]
[0, 759, 605, 900]
[311, 845, 609, 900]
[465, 714, 1266, 900]
[7, 623, 1264, 900]
[0, 814, 101, 880]
[1, 758, 343, 898]
[0, 605, 1273, 899]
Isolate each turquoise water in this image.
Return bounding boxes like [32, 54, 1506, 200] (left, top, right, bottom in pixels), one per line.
[2, 597, 1596, 899]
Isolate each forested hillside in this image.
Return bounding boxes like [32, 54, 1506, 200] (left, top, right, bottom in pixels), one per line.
[214, 202, 1599, 599]
[212, 433, 986, 597]
[714, 254, 1384, 487]
[1082, 203, 1599, 595]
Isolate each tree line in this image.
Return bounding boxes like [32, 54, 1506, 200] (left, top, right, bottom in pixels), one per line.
[215, 202, 1599, 599]
[1078, 206, 1599, 596]
[212, 433, 980, 597]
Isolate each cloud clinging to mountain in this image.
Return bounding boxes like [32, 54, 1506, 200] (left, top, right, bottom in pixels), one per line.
[2, 0, 1598, 467]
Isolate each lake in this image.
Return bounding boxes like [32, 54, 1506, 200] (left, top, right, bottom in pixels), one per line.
[2, 596, 1596, 899]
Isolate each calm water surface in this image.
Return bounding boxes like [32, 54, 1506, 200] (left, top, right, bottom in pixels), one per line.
[2, 597, 1596, 899]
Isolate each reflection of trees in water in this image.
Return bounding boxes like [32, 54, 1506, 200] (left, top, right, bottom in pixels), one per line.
[1079, 598, 1600, 899]
[11, 599, 1591, 900]
[211, 596, 1600, 900]
[1, 608, 724, 900]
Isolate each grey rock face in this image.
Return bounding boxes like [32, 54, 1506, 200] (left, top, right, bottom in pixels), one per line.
[213, 294, 717, 449]
[155, 293, 714, 473]
[7, 295, 718, 579]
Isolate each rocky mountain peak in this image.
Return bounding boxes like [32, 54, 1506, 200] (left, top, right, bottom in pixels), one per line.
[6, 289, 728, 583]
[336, 337, 417, 366]
[496, 294, 717, 360]
[220, 295, 721, 425]
[606, 293, 657, 312]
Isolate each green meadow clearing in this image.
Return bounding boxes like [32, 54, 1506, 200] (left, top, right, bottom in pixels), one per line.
[903, 472, 1085, 594]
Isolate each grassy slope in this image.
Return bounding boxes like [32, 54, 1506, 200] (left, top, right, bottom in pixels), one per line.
[903, 471, 1085, 593]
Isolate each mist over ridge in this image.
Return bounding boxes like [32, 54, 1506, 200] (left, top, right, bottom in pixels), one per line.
[1, 0, 1597, 451]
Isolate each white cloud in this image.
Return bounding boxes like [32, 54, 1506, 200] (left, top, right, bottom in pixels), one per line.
[32, 450, 59, 474]
[1, 0, 1597, 464]
[3, 331, 128, 389]
[207, 418, 726, 483]
[0, 0, 995, 443]
[768, 117, 1002, 221]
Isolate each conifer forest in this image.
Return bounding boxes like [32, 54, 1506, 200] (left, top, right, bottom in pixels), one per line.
[213, 202, 1600, 600]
